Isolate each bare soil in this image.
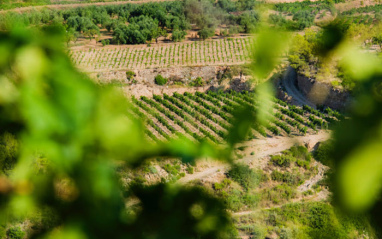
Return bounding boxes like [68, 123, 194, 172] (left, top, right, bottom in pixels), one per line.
[280, 66, 316, 108]
[177, 131, 330, 184]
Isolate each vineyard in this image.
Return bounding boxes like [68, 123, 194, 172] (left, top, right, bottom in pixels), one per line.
[128, 90, 342, 143]
[339, 4, 382, 25]
[70, 37, 252, 71]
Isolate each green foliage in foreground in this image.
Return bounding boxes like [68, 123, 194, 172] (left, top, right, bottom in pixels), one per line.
[6, 227, 25, 239]
[0, 28, 253, 239]
[0, 132, 18, 174]
[0, 15, 381, 239]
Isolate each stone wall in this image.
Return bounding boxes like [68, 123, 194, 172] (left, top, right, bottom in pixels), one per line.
[91, 65, 253, 97]
[92, 66, 226, 86]
[296, 74, 350, 110]
[123, 84, 213, 98]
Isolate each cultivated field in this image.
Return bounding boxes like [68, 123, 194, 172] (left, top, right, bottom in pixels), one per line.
[0, 0, 174, 12]
[128, 90, 341, 143]
[70, 37, 253, 72]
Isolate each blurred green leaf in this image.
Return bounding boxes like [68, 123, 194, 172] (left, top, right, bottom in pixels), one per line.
[338, 140, 382, 211]
[251, 28, 289, 82]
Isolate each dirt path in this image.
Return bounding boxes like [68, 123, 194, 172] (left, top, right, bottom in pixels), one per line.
[177, 131, 330, 184]
[282, 66, 316, 108]
[297, 162, 328, 192]
[0, 0, 174, 13]
[232, 189, 329, 217]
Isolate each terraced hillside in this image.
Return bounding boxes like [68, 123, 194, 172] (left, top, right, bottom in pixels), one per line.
[128, 90, 342, 143]
[70, 37, 252, 71]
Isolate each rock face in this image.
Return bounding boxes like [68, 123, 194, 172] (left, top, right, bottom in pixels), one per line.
[92, 66, 224, 85]
[296, 74, 350, 110]
[91, 65, 253, 97]
[123, 84, 212, 98]
[123, 77, 253, 98]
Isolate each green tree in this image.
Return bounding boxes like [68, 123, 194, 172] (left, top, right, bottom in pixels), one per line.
[6, 227, 25, 239]
[171, 29, 187, 42]
[64, 27, 78, 46]
[155, 74, 168, 85]
[184, 0, 220, 30]
[84, 28, 99, 40]
[236, 0, 257, 11]
[113, 16, 159, 44]
[198, 27, 214, 40]
[238, 11, 259, 33]
[372, 33, 382, 51]
[217, 0, 237, 12]
[66, 16, 99, 33]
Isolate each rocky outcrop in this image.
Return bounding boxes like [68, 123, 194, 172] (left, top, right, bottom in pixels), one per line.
[123, 84, 212, 98]
[91, 65, 253, 97]
[296, 74, 350, 110]
[92, 66, 227, 85]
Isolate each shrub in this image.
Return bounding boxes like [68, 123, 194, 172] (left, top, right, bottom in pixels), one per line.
[186, 165, 194, 174]
[198, 28, 214, 40]
[271, 171, 304, 186]
[155, 74, 168, 85]
[214, 183, 224, 191]
[282, 172, 304, 186]
[271, 170, 284, 181]
[289, 145, 311, 161]
[171, 29, 187, 42]
[101, 39, 110, 46]
[296, 159, 310, 169]
[189, 77, 205, 87]
[307, 203, 347, 238]
[313, 140, 333, 167]
[6, 227, 25, 239]
[227, 164, 260, 191]
[163, 163, 180, 175]
[242, 193, 260, 206]
[279, 228, 293, 239]
[270, 155, 293, 167]
[225, 189, 243, 211]
[126, 71, 135, 80]
[0, 132, 19, 173]
[304, 190, 314, 196]
[272, 184, 296, 201]
[149, 166, 158, 174]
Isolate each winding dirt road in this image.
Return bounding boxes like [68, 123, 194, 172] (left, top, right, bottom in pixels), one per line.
[232, 189, 329, 217]
[177, 131, 330, 184]
[282, 66, 316, 108]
